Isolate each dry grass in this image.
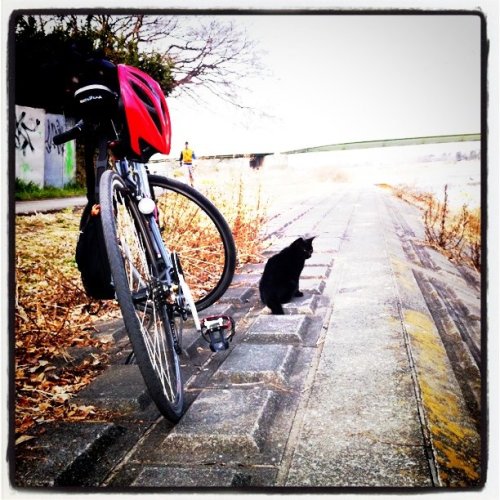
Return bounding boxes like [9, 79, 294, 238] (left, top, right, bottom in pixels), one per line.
[186, 165, 269, 265]
[388, 184, 481, 271]
[15, 210, 116, 441]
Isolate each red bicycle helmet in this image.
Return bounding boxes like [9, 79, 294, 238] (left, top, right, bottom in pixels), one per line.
[117, 64, 171, 158]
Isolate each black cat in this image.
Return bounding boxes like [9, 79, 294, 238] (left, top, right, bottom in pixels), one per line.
[259, 236, 315, 315]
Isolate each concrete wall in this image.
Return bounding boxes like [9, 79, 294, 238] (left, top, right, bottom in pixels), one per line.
[45, 113, 76, 187]
[15, 105, 76, 187]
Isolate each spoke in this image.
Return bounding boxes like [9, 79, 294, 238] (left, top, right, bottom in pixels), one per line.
[178, 260, 224, 281]
[141, 303, 176, 401]
[171, 244, 225, 255]
[176, 254, 224, 268]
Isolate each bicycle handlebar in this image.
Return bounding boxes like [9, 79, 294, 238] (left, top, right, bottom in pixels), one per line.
[53, 120, 85, 145]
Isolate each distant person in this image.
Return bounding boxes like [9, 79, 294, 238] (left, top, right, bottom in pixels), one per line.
[179, 141, 196, 186]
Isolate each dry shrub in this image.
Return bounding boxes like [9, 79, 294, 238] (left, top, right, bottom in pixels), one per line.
[423, 185, 481, 270]
[196, 173, 268, 265]
[390, 184, 435, 208]
[153, 173, 267, 301]
[386, 184, 481, 271]
[227, 177, 267, 264]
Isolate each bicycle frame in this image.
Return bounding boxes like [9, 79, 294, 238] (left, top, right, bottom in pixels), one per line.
[113, 156, 202, 334]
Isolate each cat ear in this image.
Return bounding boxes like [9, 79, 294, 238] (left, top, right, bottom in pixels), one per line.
[304, 235, 316, 243]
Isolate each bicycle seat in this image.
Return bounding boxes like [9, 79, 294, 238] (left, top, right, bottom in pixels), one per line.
[74, 84, 118, 121]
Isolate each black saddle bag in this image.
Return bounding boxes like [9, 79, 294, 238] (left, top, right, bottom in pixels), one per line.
[75, 204, 115, 300]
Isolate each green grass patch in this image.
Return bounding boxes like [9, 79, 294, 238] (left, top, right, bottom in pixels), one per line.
[15, 178, 86, 201]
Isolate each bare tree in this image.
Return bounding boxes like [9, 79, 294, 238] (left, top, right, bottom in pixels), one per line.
[158, 17, 264, 108]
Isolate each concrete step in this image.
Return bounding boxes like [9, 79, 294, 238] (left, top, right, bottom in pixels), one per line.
[14, 422, 126, 487]
[245, 315, 310, 345]
[74, 365, 152, 413]
[159, 388, 278, 463]
[212, 343, 298, 387]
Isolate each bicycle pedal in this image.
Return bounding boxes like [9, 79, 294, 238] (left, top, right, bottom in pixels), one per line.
[200, 315, 235, 352]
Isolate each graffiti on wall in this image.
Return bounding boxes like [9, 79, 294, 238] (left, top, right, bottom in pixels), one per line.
[15, 106, 45, 186]
[45, 114, 76, 187]
[64, 140, 75, 182]
[61, 118, 76, 185]
[15, 110, 42, 157]
[15, 106, 76, 187]
[45, 116, 65, 156]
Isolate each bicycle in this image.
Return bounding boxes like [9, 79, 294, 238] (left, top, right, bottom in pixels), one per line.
[54, 59, 237, 423]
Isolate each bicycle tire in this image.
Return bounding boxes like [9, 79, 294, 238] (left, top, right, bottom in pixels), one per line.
[99, 170, 184, 422]
[148, 174, 237, 311]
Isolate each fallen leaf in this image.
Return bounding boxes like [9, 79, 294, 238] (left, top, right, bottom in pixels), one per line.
[15, 435, 35, 445]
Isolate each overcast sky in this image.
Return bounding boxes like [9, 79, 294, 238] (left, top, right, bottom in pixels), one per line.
[166, 14, 481, 156]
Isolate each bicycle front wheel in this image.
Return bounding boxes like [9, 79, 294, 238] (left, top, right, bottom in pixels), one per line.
[148, 175, 237, 311]
[99, 170, 184, 422]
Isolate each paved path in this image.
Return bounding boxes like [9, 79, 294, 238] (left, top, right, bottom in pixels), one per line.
[15, 196, 87, 215]
[281, 188, 434, 487]
[14, 184, 482, 489]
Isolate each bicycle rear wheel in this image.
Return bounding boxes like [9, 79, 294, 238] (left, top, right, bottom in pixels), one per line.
[99, 170, 184, 422]
[148, 175, 236, 311]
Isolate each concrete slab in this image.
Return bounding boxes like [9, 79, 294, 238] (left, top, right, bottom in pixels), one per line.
[230, 273, 261, 286]
[263, 237, 298, 254]
[283, 294, 319, 315]
[161, 389, 276, 463]
[311, 236, 342, 253]
[383, 194, 482, 485]
[74, 365, 151, 412]
[217, 286, 255, 304]
[307, 253, 335, 267]
[393, 260, 482, 486]
[212, 344, 296, 386]
[301, 265, 331, 279]
[285, 441, 432, 487]
[239, 263, 265, 274]
[246, 315, 309, 345]
[282, 187, 432, 487]
[14, 422, 125, 487]
[199, 302, 234, 318]
[299, 277, 325, 295]
[131, 465, 237, 487]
